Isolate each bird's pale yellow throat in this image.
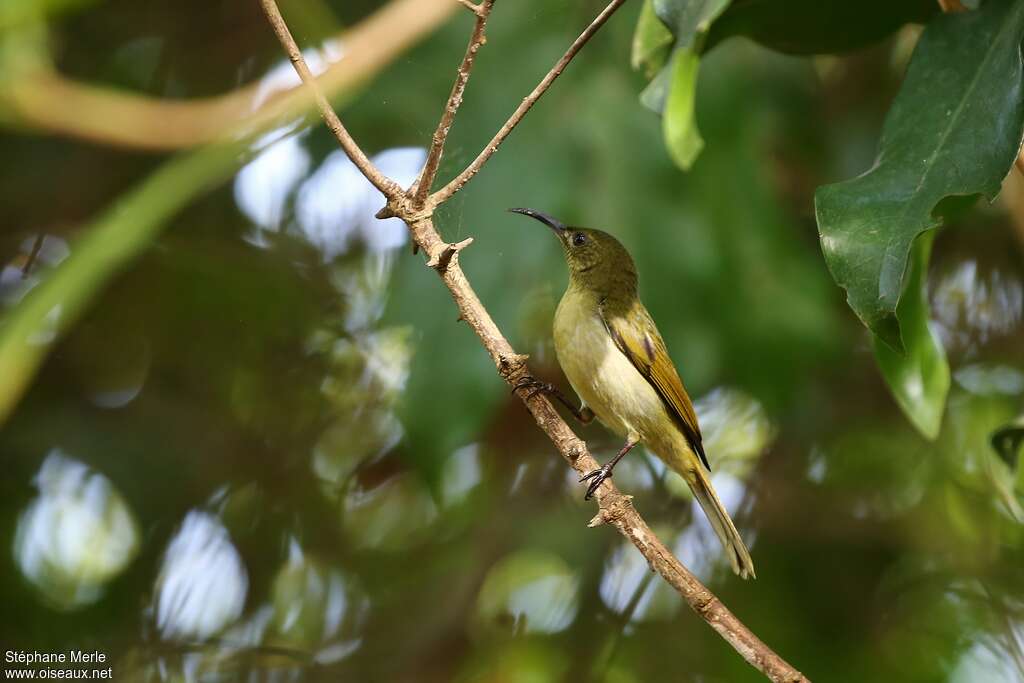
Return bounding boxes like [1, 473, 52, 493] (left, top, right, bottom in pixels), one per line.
[510, 207, 755, 579]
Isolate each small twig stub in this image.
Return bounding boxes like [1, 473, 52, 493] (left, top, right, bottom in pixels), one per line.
[427, 237, 474, 271]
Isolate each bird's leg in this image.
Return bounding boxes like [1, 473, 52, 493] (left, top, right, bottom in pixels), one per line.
[512, 375, 594, 424]
[580, 439, 639, 500]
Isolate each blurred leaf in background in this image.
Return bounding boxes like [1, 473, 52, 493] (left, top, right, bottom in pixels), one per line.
[1, 0, 1024, 681]
[816, 0, 1024, 436]
[705, 0, 937, 55]
[633, 0, 733, 170]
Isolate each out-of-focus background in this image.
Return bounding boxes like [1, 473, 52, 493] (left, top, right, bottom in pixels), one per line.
[1, 0, 1023, 681]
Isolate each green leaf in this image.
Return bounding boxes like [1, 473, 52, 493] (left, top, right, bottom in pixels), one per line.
[705, 0, 937, 55]
[872, 235, 948, 439]
[815, 0, 1024, 351]
[662, 48, 703, 170]
[639, 0, 733, 170]
[638, 59, 672, 114]
[653, 0, 732, 49]
[631, 0, 673, 79]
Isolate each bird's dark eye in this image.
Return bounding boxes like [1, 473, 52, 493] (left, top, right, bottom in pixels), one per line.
[572, 232, 587, 247]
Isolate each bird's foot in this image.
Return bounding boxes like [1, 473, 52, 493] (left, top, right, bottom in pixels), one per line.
[579, 463, 615, 500]
[511, 374, 556, 401]
[512, 375, 593, 424]
[578, 439, 638, 499]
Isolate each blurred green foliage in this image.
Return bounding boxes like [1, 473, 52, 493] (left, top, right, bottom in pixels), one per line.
[705, 0, 937, 55]
[1, 0, 1023, 682]
[0, 142, 249, 425]
[645, 0, 1024, 440]
[815, 0, 1024, 437]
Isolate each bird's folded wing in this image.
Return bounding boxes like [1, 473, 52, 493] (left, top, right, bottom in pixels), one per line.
[601, 305, 710, 471]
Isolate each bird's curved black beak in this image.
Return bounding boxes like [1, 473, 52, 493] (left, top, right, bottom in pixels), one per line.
[508, 207, 566, 233]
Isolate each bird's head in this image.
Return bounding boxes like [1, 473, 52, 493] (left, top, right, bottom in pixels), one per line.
[509, 207, 637, 295]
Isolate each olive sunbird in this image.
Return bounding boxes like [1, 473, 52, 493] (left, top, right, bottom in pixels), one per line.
[510, 207, 755, 579]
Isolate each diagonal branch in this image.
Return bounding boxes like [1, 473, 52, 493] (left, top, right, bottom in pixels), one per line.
[430, 0, 629, 205]
[258, 0, 402, 198]
[412, 0, 496, 206]
[404, 216, 808, 683]
[261, 1, 808, 680]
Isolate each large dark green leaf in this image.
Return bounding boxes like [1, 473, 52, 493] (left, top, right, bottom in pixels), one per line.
[705, 0, 937, 55]
[816, 0, 1024, 352]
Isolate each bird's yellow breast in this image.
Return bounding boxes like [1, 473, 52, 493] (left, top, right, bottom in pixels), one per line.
[552, 289, 671, 446]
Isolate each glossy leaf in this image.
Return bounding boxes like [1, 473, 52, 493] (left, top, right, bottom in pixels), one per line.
[872, 236, 948, 440]
[705, 0, 937, 55]
[816, 0, 1024, 351]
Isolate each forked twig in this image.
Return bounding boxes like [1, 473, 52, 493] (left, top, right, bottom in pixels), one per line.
[258, 0, 402, 198]
[456, 0, 486, 17]
[413, 0, 496, 205]
[260, 1, 808, 680]
[431, 0, 629, 204]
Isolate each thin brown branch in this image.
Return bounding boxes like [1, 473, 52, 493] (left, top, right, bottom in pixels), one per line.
[20, 234, 46, 280]
[431, 0, 629, 205]
[259, 0, 401, 197]
[263, 1, 808, 680]
[413, 0, 496, 206]
[457, 0, 486, 17]
[5, 0, 455, 150]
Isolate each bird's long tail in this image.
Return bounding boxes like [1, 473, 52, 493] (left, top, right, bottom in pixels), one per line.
[687, 465, 756, 579]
